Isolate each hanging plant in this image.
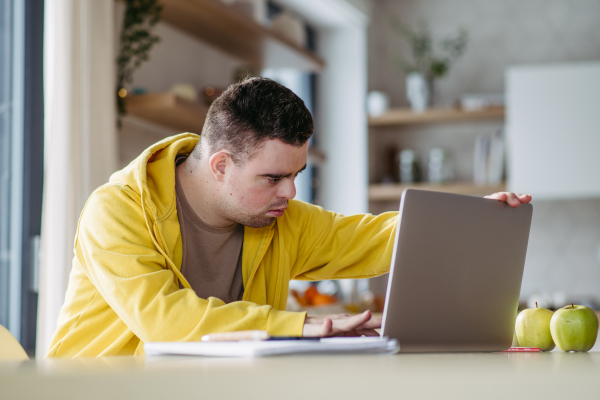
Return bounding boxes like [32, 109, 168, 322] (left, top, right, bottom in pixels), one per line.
[116, 0, 163, 118]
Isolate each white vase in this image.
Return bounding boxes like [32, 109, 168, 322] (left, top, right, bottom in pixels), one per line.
[366, 91, 390, 116]
[406, 72, 431, 112]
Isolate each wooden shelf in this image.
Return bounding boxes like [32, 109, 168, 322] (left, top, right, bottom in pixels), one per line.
[124, 92, 326, 163]
[124, 93, 209, 134]
[160, 0, 325, 72]
[368, 107, 505, 127]
[369, 182, 507, 201]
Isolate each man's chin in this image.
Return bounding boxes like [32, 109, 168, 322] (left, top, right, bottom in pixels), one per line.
[239, 216, 276, 229]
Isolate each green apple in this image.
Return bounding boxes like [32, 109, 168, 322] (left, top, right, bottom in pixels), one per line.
[550, 304, 599, 352]
[515, 303, 555, 351]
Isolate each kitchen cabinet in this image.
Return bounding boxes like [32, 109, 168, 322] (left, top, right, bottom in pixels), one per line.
[506, 62, 600, 199]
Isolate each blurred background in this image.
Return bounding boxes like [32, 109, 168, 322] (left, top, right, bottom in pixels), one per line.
[1, 0, 599, 357]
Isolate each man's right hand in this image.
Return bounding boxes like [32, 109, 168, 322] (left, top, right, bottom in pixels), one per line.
[302, 310, 381, 337]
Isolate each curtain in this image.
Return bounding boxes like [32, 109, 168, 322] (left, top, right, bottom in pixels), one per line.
[36, 0, 117, 357]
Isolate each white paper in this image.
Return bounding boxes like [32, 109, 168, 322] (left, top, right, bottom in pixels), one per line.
[144, 337, 399, 358]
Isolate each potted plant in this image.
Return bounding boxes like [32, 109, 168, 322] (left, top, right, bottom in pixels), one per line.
[116, 0, 163, 119]
[392, 20, 468, 111]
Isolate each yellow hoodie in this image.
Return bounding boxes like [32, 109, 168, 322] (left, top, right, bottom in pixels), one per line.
[47, 133, 398, 357]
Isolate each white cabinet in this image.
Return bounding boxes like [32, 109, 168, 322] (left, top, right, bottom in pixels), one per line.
[506, 62, 600, 199]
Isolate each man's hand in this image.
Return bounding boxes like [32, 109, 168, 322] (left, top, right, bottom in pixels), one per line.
[484, 192, 532, 208]
[302, 310, 381, 337]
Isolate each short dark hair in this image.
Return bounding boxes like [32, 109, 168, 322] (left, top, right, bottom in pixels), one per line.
[192, 77, 314, 165]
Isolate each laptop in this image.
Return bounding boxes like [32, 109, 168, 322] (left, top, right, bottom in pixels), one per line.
[380, 189, 533, 353]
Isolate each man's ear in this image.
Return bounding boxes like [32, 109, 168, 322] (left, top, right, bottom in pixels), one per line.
[208, 151, 231, 182]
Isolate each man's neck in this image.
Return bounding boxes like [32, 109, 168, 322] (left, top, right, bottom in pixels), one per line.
[176, 159, 235, 228]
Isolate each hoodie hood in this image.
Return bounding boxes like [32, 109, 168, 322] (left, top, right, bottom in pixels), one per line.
[110, 133, 199, 222]
[109, 133, 199, 289]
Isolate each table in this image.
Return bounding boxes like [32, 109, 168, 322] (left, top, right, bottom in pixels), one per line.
[1, 350, 598, 400]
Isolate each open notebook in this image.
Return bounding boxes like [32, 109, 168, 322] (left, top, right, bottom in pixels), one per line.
[145, 337, 399, 358]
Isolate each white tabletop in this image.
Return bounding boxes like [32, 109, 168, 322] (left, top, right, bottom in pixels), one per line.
[1, 349, 598, 400]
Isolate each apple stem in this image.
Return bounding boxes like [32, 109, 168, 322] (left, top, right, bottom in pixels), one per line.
[571, 303, 574, 309]
[535, 302, 538, 308]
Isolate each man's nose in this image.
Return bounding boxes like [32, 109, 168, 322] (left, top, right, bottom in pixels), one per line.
[278, 178, 296, 200]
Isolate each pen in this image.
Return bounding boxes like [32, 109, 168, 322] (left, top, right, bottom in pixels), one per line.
[501, 347, 540, 352]
[201, 330, 321, 342]
[201, 330, 269, 342]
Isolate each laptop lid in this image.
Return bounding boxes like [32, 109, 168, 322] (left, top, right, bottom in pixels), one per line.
[381, 189, 533, 352]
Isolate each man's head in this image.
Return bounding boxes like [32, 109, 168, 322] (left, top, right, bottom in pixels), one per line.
[192, 76, 314, 165]
[186, 77, 314, 228]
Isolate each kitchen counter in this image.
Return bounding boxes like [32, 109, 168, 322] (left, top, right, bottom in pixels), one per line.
[1, 349, 598, 399]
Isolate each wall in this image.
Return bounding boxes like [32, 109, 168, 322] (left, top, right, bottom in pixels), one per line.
[369, 0, 600, 107]
[117, 19, 243, 168]
[525, 199, 600, 305]
[129, 23, 242, 94]
[368, 0, 600, 304]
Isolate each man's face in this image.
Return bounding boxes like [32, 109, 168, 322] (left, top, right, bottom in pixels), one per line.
[217, 139, 309, 228]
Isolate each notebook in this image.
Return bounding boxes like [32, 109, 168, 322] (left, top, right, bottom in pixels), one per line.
[144, 337, 399, 358]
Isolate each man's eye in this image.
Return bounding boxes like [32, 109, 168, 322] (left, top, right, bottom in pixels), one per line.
[268, 178, 279, 184]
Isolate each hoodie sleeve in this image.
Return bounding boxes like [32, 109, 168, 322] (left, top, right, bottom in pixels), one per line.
[285, 200, 399, 281]
[75, 184, 306, 343]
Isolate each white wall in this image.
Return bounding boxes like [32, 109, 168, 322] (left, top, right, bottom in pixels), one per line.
[129, 23, 243, 93]
[521, 198, 600, 306]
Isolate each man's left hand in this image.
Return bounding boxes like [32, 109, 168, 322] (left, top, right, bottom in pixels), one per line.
[484, 192, 532, 208]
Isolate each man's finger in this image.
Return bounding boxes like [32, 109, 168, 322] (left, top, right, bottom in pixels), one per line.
[303, 317, 333, 337]
[324, 314, 351, 320]
[321, 318, 333, 336]
[313, 318, 332, 337]
[503, 192, 518, 207]
[484, 192, 507, 201]
[331, 311, 372, 333]
[484, 192, 532, 208]
[518, 194, 532, 204]
[354, 317, 382, 330]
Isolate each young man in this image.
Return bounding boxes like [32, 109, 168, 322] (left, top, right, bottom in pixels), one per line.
[47, 78, 530, 357]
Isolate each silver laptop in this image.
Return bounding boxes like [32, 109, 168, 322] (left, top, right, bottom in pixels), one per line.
[381, 189, 533, 352]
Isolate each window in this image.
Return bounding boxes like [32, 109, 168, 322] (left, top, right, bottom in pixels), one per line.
[0, 0, 44, 354]
[0, 0, 24, 338]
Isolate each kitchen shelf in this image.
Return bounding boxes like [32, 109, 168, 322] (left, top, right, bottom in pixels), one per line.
[124, 93, 210, 134]
[368, 182, 507, 201]
[368, 107, 505, 127]
[124, 92, 326, 164]
[160, 0, 325, 72]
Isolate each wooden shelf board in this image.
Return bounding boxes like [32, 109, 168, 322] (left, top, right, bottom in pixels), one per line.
[368, 107, 505, 127]
[369, 182, 507, 201]
[124, 92, 326, 163]
[124, 93, 209, 134]
[160, 0, 324, 72]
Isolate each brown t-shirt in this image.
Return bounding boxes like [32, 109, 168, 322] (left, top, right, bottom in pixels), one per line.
[175, 166, 244, 303]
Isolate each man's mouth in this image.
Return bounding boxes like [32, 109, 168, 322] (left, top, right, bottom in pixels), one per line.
[266, 207, 287, 217]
